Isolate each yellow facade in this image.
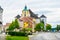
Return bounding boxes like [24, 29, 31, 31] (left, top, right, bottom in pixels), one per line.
[24, 22, 29, 28]
[22, 10, 30, 17]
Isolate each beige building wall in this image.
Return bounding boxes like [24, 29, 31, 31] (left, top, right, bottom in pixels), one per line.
[18, 19, 23, 28]
[36, 19, 40, 24]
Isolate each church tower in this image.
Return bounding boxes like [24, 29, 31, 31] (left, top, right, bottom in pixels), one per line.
[22, 5, 30, 17]
[40, 15, 47, 30]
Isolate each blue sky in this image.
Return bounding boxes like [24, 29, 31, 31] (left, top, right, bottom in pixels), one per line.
[0, 0, 60, 28]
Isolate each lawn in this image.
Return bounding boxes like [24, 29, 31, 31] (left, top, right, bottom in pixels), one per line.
[6, 36, 29, 40]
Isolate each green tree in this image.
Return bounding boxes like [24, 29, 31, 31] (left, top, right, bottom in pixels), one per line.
[7, 19, 20, 31]
[41, 20, 44, 24]
[46, 24, 51, 31]
[40, 23, 44, 30]
[56, 25, 60, 31]
[7, 21, 15, 31]
[35, 23, 44, 31]
[14, 19, 19, 29]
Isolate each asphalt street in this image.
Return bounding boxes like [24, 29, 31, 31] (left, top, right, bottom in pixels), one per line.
[29, 32, 60, 40]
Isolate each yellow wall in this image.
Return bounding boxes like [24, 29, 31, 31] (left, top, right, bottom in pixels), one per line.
[24, 22, 29, 28]
[22, 10, 30, 17]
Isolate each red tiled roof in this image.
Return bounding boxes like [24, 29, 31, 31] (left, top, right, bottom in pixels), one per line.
[19, 17, 33, 24]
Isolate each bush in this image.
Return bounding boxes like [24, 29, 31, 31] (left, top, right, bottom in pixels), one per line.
[7, 31, 28, 36]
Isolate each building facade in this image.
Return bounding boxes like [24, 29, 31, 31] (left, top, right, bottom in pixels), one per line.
[0, 6, 3, 33]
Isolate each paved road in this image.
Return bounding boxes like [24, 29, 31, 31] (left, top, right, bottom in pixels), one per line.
[29, 32, 60, 40]
[0, 34, 5, 40]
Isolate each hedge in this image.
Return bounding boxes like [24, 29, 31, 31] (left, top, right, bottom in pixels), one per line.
[6, 31, 32, 36]
[7, 31, 28, 36]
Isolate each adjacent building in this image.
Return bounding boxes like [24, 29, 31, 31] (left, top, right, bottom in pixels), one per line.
[0, 6, 3, 32]
[40, 15, 47, 30]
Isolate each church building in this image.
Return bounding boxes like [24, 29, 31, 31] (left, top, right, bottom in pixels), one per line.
[15, 6, 47, 31]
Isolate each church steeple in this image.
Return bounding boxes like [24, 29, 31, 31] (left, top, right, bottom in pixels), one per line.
[22, 5, 30, 17]
[23, 5, 28, 11]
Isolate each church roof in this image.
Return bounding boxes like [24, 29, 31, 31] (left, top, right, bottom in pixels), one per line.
[15, 15, 20, 19]
[40, 15, 46, 18]
[20, 17, 33, 24]
[29, 9, 39, 19]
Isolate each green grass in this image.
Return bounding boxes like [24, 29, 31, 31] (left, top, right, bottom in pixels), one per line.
[6, 36, 29, 40]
